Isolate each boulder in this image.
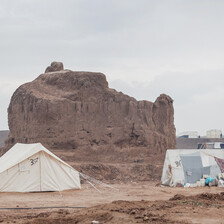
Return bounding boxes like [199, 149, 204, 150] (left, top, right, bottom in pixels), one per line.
[45, 61, 64, 73]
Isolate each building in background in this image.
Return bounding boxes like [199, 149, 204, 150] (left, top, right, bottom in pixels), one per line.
[206, 129, 222, 138]
[177, 131, 199, 139]
[197, 142, 224, 149]
[0, 131, 9, 148]
[177, 129, 223, 149]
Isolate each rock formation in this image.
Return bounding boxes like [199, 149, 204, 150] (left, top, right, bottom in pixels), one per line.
[45, 61, 64, 73]
[6, 62, 176, 151]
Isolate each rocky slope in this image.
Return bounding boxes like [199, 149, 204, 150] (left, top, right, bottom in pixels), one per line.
[5, 62, 176, 152]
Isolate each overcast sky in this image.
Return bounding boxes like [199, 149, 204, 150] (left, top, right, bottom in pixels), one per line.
[0, 0, 224, 135]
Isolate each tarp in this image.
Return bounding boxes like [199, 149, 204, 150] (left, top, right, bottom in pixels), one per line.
[0, 143, 81, 192]
[161, 149, 224, 186]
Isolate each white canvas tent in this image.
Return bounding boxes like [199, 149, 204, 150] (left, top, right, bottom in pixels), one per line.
[161, 149, 224, 186]
[0, 143, 81, 192]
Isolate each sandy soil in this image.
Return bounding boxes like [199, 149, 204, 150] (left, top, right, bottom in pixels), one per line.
[0, 146, 223, 223]
[0, 182, 224, 223]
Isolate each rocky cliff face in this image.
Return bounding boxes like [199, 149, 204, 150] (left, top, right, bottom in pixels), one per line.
[6, 62, 176, 151]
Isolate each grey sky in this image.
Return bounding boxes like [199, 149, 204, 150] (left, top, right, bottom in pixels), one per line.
[0, 0, 224, 135]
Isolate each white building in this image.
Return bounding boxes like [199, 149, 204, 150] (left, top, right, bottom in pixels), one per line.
[177, 131, 199, 138]
[206, 129, 222, 138]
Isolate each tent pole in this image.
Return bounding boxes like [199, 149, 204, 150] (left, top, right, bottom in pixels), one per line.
[39, 152, 42, 191]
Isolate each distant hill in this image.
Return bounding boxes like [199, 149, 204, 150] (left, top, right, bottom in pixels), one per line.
[0, 130, 9, 147]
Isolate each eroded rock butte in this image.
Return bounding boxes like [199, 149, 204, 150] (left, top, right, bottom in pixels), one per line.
[6, 62, 176, 152]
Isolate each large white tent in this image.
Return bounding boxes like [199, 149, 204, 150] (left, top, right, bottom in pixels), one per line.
[161, 149, 224, 186]
[0, 143, 81, 192]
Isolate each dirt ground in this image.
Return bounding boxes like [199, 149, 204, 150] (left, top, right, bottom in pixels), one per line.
[0, 146, 224, 223]
[0, 181, 224, 224]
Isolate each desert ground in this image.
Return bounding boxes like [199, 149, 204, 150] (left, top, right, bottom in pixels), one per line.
[0, 181, 224, 224]
[0, 147, 224, 223]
